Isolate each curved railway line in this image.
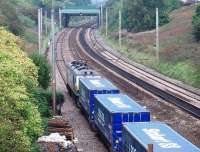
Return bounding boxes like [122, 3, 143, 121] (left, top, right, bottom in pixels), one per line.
[55, 25, 200, 119]
[73, 27, 200, 119]
[53, 25, 200, 149]
[55, 26, 200, 119]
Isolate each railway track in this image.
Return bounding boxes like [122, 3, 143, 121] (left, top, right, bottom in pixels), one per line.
[55, 29, 69, 87]
[55, 27, 109, 152]
[75, 27, 200, 119]
[56, 27, 85, 87]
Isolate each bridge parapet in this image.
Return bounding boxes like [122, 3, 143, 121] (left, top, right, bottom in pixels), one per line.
[60, 6, 100, 27]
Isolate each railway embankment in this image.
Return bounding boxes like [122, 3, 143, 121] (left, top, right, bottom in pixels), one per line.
[99, 4, 200, 89]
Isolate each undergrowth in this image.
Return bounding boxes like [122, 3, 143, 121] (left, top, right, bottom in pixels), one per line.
[100, 32, 200, 88]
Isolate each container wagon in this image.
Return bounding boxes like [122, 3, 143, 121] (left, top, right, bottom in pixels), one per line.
[79, 78, 120, 126]
[94, 94, 150, 152]
[67, 60, 100, 103]
[122, 122, 200, 152]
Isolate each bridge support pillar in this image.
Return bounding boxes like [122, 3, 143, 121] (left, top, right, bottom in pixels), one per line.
[97, 15, 100, 28]
[64, 15, 70, 27]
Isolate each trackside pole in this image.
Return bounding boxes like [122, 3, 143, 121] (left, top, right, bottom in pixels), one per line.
[51, 9, 56, 115]
[40, 8, 43, 42]
[45, 10, 48, 35]
[106, 8, 108, 36]
[156, 8, 159, 61]
[101, 4, 103, 30]
[98, 10, 101, 28]
[119, 10, 122, 49]
[59, 8, 62, 29]
[38, 8, 41, 54]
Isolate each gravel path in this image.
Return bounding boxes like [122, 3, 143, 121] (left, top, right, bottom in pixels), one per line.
[48, 28, 108, 152]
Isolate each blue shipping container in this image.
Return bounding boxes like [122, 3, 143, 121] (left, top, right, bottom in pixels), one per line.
[94, 94, 150, 152]
[79, 78, 119, 122]
[122, 122, 200, 152]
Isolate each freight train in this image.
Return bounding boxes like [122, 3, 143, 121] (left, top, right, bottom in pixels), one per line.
[66, 60, 200, 152]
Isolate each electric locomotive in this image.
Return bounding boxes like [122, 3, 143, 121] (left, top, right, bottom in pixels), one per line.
[66, 60, 100, 103]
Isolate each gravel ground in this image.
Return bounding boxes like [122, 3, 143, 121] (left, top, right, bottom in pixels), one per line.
[48, 28, 108, 152]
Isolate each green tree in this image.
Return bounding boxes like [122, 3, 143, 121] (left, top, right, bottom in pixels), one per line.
[0, 27, 43, 152]
[30, 52, 51, 89]
[105, 0, 180, 32]
[0, 0, 25, 35]
[192, 4, 200, 41]
[123, 0, 169, 32]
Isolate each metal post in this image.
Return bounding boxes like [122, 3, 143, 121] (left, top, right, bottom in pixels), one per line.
[106, 8, 108, 36]
[119, 10, 122, 49]
[51, 9, 56, 115]
[100, 4, 103, 29]
[98, 10, 101, 28]
[40, 8, 43, 39]
[59, 8, 62, 29]
[148, 144, 153, 152]
[52, 0, 54, 10]
[38, 8, 41, 54]
[121, 0, 123, 9]
[40, 8, 43, 53]
[156, 8, 159, 61]
[45, 10, 48, 35]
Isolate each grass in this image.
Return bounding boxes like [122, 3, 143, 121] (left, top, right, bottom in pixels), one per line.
[99, 5, 200, 89]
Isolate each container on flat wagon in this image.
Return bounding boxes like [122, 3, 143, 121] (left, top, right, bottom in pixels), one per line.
[79, 78, 119, 122]
[122, 122, 200, 152]
[94, 94, 150, 152]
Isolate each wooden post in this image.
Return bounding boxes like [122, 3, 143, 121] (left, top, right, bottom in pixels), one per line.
[148, 144, 153, 152]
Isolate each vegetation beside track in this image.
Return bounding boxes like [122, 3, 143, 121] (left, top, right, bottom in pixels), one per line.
[100, 4, 200, 88]
[105, 0, 181, 32]
[0, 0, 93, 54]
[0, 27, 66, 151]
[0, 27, 43, 152]
[30, 53, 51, 89]
[192, 4, 200, 41]
[0, 0, 88, 151]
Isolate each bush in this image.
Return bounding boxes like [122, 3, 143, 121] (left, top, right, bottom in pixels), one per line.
[46, 90, 65, 106]
[106, 0, 180, 32]
[123, 0, 171, 32]
[24, 31, 38, 43]
[0, 27, 43, 151]
[18, 15, 36, 28]
[32, 88, 52, 117]
[192, 4, 200, 41]
[30, 52, 51, 89]
[31, 88, 65, 117]
[0, 120, 31, 152]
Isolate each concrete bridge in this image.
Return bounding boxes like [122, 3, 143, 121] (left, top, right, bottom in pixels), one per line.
[59, 6, 100, 27]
